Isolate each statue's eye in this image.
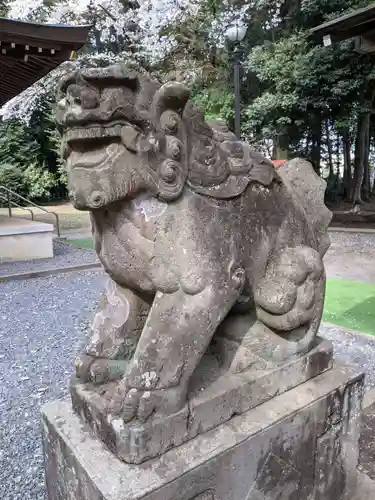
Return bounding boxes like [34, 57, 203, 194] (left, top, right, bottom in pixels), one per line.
[66, 84, 84, 105]
[129, 123, 142, 134]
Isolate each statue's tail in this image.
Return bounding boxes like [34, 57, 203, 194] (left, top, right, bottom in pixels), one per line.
[276, 158, 332, 256]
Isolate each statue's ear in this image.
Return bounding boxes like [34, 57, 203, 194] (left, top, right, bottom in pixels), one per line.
[152, 82, 190, 133]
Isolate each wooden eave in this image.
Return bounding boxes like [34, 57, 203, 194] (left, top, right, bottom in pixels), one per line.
[310, 4, 375, 42]
[0, 17, 91, 107]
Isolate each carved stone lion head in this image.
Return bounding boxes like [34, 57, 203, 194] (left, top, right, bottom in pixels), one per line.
[56, 64, 276, 210]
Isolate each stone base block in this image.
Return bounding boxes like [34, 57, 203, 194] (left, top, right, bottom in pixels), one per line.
[70, 337, 333, 464]
[0, 215, 54, 262]
[347, 471, 375, 500]
[42, 363, 364, 500]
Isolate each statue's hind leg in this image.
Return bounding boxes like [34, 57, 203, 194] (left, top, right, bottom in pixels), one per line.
[253, 245, 325, 352]
[75, 278, 151, 384]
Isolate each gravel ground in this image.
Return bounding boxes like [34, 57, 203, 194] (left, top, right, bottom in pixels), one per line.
[328, 231, 375, 255]
[0, 241, 99, 277]
[1, 230, 375, 498]
[320, 323, 375, 389]
[325, 231, 375, 283]
[0, 270, 104, 500]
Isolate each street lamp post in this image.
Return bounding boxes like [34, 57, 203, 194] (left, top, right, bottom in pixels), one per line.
[226, 22, 248, 139]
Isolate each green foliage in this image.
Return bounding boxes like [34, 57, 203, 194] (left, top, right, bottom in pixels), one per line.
[22, 163, 58, 200]
[0, 164, 25, 195]
[191, 86, 234, 122]
[0, 120, 40, 170]
[3, 0, 375, 203]
[0, 118, 59, 200]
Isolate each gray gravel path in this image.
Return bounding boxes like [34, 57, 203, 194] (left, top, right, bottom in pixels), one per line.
[320, 323, 375, 389]
[0, 241, 99, 277]
[0, 270, 104, 500]
[325, 231, 375, 283]
[1, 252, 375, 498]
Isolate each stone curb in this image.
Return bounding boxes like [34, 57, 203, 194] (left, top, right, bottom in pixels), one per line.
[57, 233, 93, 240]
[323, 322, 375, 342]
[0, 262, 103, 283]
[329, 227, 375, 234]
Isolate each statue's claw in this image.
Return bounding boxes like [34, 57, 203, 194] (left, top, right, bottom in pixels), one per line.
[75, 354, 94, 382]
[105, 382, 186, 423]
[122, 388, 139, 422]
[137, 390, 159, 422]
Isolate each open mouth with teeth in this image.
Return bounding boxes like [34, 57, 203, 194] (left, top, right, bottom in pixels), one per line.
[63, 120, 138, 170]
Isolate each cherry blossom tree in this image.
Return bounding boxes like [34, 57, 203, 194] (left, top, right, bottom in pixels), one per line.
[2, 0, 195, 120]
[3, 0, 251, 118]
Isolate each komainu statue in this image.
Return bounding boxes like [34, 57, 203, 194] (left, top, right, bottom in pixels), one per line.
[56, 64, 332, 464]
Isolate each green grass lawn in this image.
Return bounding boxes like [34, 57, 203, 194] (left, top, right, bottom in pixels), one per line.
[66, 237, 94, 250]
[66, 236, 375, 336]
[323, 278, 375, 336]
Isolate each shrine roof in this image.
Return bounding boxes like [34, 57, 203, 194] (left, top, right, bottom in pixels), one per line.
[0, 17, 91, 107]
[311, 4, 375, 42]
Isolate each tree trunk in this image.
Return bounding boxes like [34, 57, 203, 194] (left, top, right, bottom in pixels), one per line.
[362, 125, 371, 200]
[310, 115, 322, 174]
[305, 134, 311, 157]
[352, 110, 371, 204]
[342, 130, 352, 200]
[351, 86, 375, 205]
[336, 132, 341, 176]
[274, 129, 289, 160]
[325, 120, 334, 178]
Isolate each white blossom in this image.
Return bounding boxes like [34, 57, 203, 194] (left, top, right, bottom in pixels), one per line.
[209, 2, 251, 47]
[8, 0, 45, 20]
[3, 0, 245, 121]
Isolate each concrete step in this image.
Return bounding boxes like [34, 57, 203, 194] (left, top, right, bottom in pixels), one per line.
[0, 215, 54, 262]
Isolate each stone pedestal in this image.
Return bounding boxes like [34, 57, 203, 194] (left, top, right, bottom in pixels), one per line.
[42, 363, 363, 500]
[70, 337, 333, 464]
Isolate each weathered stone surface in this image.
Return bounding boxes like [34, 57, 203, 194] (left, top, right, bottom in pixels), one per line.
[359, 400, 375, 481]
[42, 364, 363, 500]
[347, 471, 375, 500]
[55, 64, 333, 462]
[71, 337, 333, 463]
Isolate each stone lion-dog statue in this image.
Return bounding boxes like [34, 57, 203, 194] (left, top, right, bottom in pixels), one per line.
[56, 64, 332, 462]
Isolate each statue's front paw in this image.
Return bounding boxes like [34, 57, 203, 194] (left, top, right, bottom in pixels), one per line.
[75, 354, 128, 384]
[106, 383, 186, 422]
